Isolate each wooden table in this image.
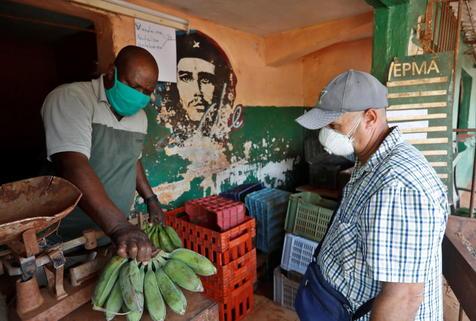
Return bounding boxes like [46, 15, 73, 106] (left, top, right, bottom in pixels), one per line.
[60, 291, 218, 321]
[442, 215, 476, 321]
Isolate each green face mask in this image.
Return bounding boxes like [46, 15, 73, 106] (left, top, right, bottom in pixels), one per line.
[105, 67, 151, 117]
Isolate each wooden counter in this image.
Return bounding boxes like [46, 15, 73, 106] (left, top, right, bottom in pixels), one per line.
[61, 291, 218, 321]
[6, 277, 217, 321]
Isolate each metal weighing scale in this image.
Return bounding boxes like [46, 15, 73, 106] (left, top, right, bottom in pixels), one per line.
[0, 176, 110, 321]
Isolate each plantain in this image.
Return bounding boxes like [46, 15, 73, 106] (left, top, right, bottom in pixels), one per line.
[92, 256, 127, 308]
[163, 225, 183, 249]
[163, 259, 203, 292]
[155, 266, 187, 315]
[158, 225, 175, 252]
[119, 261, 144, 312]
[168, 248, 217, 276]
[152, 229, 161, 249]
[105, 281, 123, 321]
[144, 266, 166, 321]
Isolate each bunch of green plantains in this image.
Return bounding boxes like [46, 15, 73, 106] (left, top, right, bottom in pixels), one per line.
[92, 249, 217, 321]
[143, 223, 183, 252]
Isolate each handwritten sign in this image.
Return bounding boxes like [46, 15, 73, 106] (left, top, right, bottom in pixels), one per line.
[135, 19, 176, 83]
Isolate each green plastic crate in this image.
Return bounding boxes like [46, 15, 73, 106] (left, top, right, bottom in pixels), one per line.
[284, 192, 337, 241]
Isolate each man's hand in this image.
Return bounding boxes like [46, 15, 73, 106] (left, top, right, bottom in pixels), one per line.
[110, 223, 154, 262]
[147, 198, 165, 223]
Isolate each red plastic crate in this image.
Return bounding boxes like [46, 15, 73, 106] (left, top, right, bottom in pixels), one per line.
[202, 249, 257, 300]
[185, 196, 246, 231]
[218, 281, 255, 321]
[184, 201, 211, 227]
[165, 208, 255, 266]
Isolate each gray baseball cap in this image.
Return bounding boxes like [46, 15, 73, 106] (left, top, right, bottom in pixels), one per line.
[296, 70, 388, 130]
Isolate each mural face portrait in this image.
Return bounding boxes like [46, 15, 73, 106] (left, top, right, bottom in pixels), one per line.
[177, 57, 216, 122]
[155, 31, 237, 146]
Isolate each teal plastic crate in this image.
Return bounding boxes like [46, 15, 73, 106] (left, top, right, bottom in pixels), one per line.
[245, 188, 290, 253]
[284, 192, 337, 242]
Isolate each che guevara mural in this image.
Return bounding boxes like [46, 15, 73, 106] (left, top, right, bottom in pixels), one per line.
[137, 30, 303, 209]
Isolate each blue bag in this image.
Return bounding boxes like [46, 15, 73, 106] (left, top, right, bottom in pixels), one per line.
[295, 260, 374, 321]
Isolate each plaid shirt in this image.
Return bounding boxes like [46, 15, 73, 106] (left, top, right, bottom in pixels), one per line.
[317, 127, 449, 321]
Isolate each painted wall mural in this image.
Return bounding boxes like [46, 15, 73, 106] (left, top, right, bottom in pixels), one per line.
[156, 31, 240, 145]
[137, 31, 305, 210]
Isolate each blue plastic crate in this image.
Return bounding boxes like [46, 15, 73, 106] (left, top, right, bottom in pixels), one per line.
[257, 192, 288, 234]
[220, 182, 264, 202]
[257, 228, 284, 252]
[257, 200, 288, 252]
[245, 188, 290, 253]
[245, 188, 274, 218]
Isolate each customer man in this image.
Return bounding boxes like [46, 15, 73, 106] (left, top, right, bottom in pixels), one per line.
[41, 46, 163, 262]
[294, 70, 448, 321]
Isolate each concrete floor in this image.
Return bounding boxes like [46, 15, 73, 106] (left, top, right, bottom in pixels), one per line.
[443, 279, 470, 321]
[246, 295, 299, 321]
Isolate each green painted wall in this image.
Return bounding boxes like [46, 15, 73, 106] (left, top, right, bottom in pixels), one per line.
[136, 106, 306, 211]
[452, 41, 476, 191]
[366, 0, 427, 82]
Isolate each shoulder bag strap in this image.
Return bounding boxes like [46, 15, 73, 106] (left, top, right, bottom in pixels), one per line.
[311, 198, 375, 320]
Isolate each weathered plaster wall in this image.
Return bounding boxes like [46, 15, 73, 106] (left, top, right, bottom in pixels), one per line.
[303, 38, 373, 106]
[140, 104, 306, 209]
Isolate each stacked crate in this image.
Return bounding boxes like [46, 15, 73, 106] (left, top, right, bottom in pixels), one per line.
[273, 266, 300, 311]
[165, 205, 257, 321]
[273, 192, 337, 311]
[185, 195, 247, 231]
[244, 188, 291, 253]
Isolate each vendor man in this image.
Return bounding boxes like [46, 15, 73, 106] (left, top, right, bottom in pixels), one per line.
[41, 46, 163, 262]
[295, 70, 448, 321]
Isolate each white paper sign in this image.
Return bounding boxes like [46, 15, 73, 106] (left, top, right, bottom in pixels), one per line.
[388, 109, 429, 140]
[135, 19, 176, 83]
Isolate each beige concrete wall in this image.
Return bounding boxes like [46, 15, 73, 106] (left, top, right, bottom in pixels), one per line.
[303, 38, 373, 106]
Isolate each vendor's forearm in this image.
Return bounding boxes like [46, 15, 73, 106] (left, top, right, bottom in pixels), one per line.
[52, 151, 130, 235]
[370, 282, 424, 321]
[136, 160, 155, 199]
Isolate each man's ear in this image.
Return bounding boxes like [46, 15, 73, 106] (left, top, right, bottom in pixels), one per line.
[104, 64, 115, 89]
[106, 64, 115, 78]
[364, 109, 378, 129]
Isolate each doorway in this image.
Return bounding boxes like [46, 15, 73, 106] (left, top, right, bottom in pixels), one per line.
[0, 1, 99, 184]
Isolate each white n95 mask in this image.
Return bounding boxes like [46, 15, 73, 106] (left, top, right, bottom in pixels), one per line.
[318, 116, 362, 157]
